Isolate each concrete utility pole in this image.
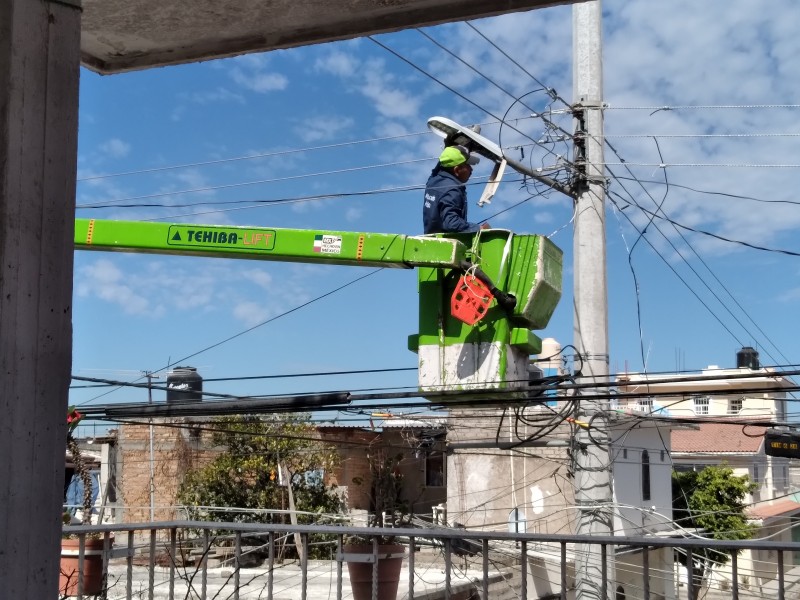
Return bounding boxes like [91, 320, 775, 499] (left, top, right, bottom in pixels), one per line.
[0, 0, 82, 597]
[572, 2, 615, 600]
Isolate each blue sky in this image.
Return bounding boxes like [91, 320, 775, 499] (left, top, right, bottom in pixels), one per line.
[70, 0, 800, 414]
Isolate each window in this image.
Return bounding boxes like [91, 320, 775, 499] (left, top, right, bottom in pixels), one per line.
[728, 398, 743, 415]
[425, 451, 444, 487]
[637, 397, 653, 413]
[693, 396, 710, 415]
[642, 450, 651, 501]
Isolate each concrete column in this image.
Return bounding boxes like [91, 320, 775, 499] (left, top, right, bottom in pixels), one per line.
[0, 0, 81, 597]
[572, 2, 615, 600]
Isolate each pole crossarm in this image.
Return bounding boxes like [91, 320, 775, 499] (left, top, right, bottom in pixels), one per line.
[75, 218, 469, 269]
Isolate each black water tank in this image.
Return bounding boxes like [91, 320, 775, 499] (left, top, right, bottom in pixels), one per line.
[736, 346, 759, 370]
[166, 367, 203, 403]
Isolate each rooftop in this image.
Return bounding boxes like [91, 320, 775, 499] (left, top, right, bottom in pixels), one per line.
[748, 498, 800, 520]
[671, 421, 766, 454]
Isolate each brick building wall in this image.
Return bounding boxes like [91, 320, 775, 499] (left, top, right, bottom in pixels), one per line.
[117, 421, 446, 522]
[320, 426, 447, 519]
[117, 419, 219, 522]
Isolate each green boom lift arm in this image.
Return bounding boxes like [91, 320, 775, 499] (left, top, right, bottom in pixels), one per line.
[75, 218, 562, 398]
[75, 218, 469, 270]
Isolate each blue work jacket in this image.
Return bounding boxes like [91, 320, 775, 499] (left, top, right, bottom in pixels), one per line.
[422, 167, 480, 234]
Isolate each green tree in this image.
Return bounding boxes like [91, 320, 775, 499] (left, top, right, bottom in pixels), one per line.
[672, 465, 757, 597]
[177, 414, 344, 558]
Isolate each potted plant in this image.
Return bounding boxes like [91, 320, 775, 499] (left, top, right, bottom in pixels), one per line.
[60, 406, 108, 597]
[343, 443, 408, 600]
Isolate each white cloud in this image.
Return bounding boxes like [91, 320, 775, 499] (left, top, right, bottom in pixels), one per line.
[99, 138, 131, 159]
[345, 206, 363, 222]
[314, 50, 360, 77]
[294, 115, 355, 143]
[75, 259, 151, 315]
[186, 87, 245, 105]
[360, 67, 421, 120]
[74, 257, 312, 329]
[231, 70, 288, 93]
[243, 268, 273, 290]
[232, 301, 271, 327]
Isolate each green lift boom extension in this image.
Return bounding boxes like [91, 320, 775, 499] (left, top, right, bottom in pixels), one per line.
[75, 219, 561, 398]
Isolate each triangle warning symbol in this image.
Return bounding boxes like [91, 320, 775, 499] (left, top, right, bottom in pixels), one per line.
[171, 231, 182, 241]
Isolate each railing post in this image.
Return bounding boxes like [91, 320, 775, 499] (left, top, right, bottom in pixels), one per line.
[335, 534, 342, 600]
[234, 531, 242, 600]
[521, 540, 528, 600]
[300, 532, 309, 600]
[482, 539, 490, 600]
[76, 533, 85, 599]
[102, 531, 112, 598]
[408, 535, 416, 600]
[731, 551, 738, 600]
[601, 544, 608, 600]
[372, 537, 379, 600]
[444, 538, 452, 600]
[169, 527, 176, 600]
[126, 530, 134, 600]
[778, 550, 785, 600]
[269, 532, 276, 600]
[202, 529, 209, 600]
[686, 548, 694, 600]
[642, 546, 649, 600]
[148, 529, 156, 600]
[561, 542, 568, 600]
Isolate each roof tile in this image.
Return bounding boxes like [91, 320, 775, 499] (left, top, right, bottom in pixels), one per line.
[671, 421, 766, 453]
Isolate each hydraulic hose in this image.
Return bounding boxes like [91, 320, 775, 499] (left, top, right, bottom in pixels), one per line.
[459, 260, 517, 313]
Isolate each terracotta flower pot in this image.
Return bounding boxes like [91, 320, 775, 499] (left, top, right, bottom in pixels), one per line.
[59, 537, 108, 596]
[343, 543, 405, 600]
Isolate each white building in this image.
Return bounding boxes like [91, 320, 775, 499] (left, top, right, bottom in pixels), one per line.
[617, 347, 799, 590]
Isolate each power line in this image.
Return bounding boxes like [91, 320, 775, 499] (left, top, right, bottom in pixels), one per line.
[610, 176, 800, 207]
[605, 161, 800, 168]
[76, 116, 547, 184]
[463, 21, 570, 108]
[77, 156, 432, 207]
[69, 366, 418, 389]
[605, 154, 787, 367]
[616, 199, 800, 258]
[603, 138, 794, 370]
[77, 130, 431, 182]
[606, 104, 800, 111]
[77, 269, 385, 405]
[367, 34, 575, 181]
[604, 132, 800, 139]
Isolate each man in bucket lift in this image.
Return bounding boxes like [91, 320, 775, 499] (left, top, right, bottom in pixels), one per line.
[423, 145, 491, 234]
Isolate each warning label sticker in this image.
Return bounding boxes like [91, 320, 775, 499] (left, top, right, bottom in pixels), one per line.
[313, 234, 342, 254]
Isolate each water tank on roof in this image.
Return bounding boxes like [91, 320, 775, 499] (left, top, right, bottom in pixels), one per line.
[539, 338, 562, 371]
[166, 367, 203, 403]
[736, 347, 759, 370]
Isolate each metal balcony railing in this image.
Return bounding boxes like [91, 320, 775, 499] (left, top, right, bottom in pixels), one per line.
[60, 520, 800, 600]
